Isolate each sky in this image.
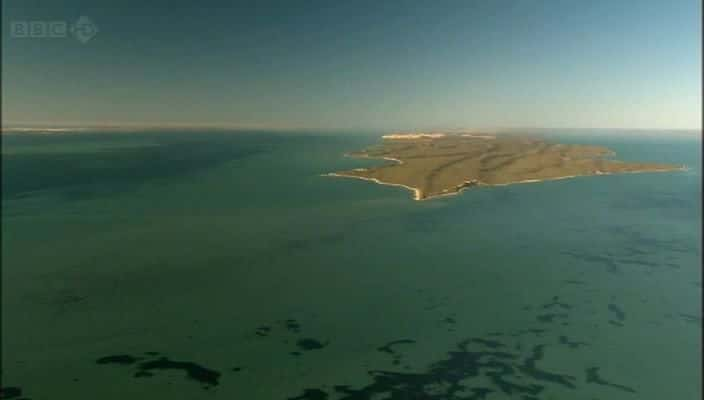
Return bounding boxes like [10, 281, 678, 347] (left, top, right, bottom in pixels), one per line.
[1, 0, 701, 131]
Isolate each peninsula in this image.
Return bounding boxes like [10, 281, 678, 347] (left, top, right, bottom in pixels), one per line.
[326, 132, 685, 200]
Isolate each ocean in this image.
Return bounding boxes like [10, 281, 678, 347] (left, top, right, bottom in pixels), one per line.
[1, 129, 701, 399]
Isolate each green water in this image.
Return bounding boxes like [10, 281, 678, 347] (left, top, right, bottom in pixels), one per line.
[1, 130, 701, 399]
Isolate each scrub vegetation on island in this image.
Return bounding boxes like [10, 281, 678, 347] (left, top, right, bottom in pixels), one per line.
[326, 132, 685, 200]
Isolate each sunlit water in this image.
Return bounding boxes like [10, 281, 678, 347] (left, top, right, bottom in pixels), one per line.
[2, 130, 700, 399]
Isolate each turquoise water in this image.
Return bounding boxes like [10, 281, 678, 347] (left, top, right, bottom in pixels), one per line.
[1, 130, 701, 399]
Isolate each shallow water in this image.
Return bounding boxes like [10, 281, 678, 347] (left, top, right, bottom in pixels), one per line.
[1, 130, 701, 399]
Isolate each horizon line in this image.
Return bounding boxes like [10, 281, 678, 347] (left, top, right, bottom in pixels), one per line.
[1, 123, 701, 134]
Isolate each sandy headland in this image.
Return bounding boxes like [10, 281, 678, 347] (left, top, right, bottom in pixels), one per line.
[325, 132, 685, 201]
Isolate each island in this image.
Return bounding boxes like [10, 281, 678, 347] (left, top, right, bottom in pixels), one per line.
[325, 132, 685, 201]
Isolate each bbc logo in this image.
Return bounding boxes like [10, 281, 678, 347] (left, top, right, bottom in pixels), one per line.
[10, 21, 68, 38]
[9, 17, 98, 43]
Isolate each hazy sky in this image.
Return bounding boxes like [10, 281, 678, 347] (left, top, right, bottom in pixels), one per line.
[2, 0, 701, 131]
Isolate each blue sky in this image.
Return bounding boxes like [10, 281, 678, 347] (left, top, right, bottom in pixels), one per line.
[2, 0, 701, 130]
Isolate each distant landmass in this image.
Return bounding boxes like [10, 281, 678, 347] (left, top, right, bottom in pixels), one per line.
[326, 132, 685, 200]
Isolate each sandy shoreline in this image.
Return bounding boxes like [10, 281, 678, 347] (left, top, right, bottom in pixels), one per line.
[323, 166, 687, 201]
[323, 172, 422, 200]
[343, 152, 405, 165]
